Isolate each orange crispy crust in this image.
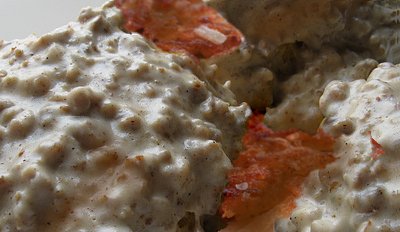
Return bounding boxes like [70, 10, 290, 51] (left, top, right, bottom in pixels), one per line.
[116, 0, 243, 58]
[220, 113, 335, 220]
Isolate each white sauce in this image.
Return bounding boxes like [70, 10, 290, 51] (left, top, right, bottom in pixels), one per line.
[207, 0, 352, 55]
[208, 0, 399, 132]
[1, 0, 398, 231]
[0, 2, 249, 231]
[276, 63, 400, 232]
[206, 44, 275, 111]
[204, 1, 400, 231]
[266, 49, 378, 133]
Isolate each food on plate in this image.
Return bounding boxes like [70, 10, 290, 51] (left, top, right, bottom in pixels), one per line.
[210, 0, 399, 230]
[206, 0, 363, 112]
[206, 45, 276, 111]
[219, 113, 335, 231]
[115, 0, 243, 58]
[206, 0, 400, 231]
[207, 0, 399, 63]
[0, 2, 249, 231]
[265, 49, 378, 133]
[276, 63, 400, 231]
[207, 0, 353, 54]
[208, 0, 400, 131]
[1, 0, 400, 231]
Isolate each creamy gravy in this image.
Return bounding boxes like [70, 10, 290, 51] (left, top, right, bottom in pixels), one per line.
[276, 63, 400, 232]
[207, 0, 400, 132]
[0, 2, 249, 231]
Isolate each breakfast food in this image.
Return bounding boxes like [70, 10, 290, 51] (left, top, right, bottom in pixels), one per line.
[115, 0, 243, 58]
[206, 0, 400, 231]
[0, 2, 249, 231]
[220, 113, 335, 231]
[208, 0, 399, 132]
[209, 1, 399, 231]
[205, 0, 362, 114]
[207, 0, 352, 53]
[276, 63, 400, 231]
[1, 0, 400, 231]
[265, 50, 378, 133]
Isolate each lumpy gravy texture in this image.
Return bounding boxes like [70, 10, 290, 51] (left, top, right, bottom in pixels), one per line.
[0, 2, 249, 231]
[276, 63, 400, 231]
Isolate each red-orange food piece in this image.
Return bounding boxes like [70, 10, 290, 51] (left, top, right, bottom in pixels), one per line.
[115, 0, 243, 58]
[370, 132, 384, 159]
[220, 113, 335, 220]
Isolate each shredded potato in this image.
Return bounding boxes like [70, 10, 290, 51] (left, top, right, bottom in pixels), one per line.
[220, 114, 335, 231]
[115, 0, 243, 58]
